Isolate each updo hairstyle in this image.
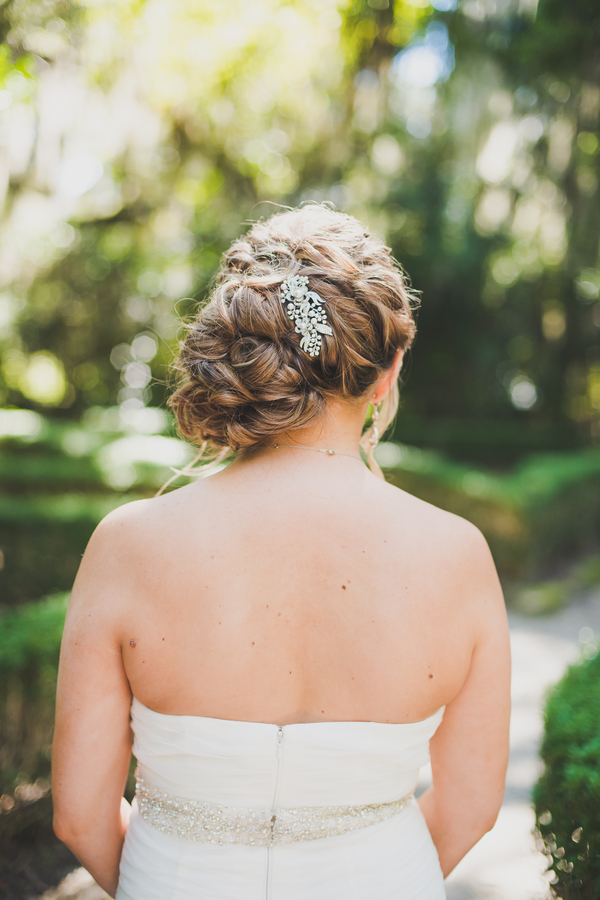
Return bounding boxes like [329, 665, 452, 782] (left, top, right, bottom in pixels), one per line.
[169, 205, 417, 475]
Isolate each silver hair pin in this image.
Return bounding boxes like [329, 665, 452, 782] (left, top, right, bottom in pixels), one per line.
[281, 275, 333, 358]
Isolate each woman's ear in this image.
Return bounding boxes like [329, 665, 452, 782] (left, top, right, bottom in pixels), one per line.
[371, 348, 405, 404]
[390, 347, 405, 384]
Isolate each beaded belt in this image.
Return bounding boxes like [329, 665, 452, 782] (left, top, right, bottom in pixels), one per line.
[135, 772, 413, 847]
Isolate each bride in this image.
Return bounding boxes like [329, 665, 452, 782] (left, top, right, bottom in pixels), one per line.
[52, 205, 510, 899]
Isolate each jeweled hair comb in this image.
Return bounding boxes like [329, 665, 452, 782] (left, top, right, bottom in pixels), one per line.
[280, 275, 333, 358]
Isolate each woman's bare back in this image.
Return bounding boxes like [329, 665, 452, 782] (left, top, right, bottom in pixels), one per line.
[52, 208, 511, 897]
[115, 453, 482, 725]
[54, 442, 509, 894]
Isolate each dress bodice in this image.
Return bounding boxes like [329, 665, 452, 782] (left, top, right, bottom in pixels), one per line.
[118, 698, 447, 900]
[131, 696, 444, 808]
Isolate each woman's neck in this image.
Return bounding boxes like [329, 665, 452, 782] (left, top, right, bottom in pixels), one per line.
[252, 399, 368, 460]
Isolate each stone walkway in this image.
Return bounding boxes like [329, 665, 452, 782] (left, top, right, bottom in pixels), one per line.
[41, 590, 600, 900]
[38, 868, 109, 900]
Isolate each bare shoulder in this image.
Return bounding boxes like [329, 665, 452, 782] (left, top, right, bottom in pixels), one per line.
[72, 489, 186, 601]
[85, 496, 154, 560]
[89, 481, 203, 550]
[381, 478, 502, 603]
[382, 477, 487, 547]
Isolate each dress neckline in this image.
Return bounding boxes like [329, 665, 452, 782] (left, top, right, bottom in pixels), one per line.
[131, 696, 444, 729]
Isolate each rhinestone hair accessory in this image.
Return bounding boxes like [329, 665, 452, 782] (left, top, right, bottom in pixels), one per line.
[280, 275, 333, 358]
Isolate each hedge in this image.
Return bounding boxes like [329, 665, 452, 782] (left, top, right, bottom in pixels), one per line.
[0, 594, 68, 794]
[0, 407, 192, 604]
[0, 594, 67, 841]
[0, 494, 140, 605]
[0, 593, 136, 841]
[533, 646, 600, 898]
[391, 413, 583, 466]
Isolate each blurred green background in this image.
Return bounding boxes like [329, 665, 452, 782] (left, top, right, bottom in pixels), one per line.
[1, 0, 600, 891]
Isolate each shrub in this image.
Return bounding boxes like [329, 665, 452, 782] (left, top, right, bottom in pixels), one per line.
[0, 494, 136, 605]
[0, 408, 193, 605]
[0, 593, 68, 795]
[0, 594, 67, 840]
[0, 592, 136, 842]
[533, 647, 600, 898]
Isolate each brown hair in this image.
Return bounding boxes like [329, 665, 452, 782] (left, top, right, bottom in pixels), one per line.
[168, 205, 417, 476]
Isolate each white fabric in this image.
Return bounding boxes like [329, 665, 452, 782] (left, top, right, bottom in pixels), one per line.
[117, 697, 446, 900]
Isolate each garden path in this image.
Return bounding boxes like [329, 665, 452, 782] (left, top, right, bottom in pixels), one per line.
[39, 589, 600, 900]
[443, 587, 600, 900]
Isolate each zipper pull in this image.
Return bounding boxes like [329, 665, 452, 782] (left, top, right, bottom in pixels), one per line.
[277, 726, 283, 758]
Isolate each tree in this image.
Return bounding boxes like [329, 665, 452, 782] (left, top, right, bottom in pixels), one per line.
[0, 0, 598, 463]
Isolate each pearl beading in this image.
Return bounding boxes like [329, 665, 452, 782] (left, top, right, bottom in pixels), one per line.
[135, 772, 413, 847]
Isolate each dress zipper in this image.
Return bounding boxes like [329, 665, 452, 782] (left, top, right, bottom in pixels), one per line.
[266, 726, 284, 900]
[272, 726, 284, 810]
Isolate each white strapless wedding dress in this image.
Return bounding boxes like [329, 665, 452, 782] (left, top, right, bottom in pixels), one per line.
[116, 697, 446, 900]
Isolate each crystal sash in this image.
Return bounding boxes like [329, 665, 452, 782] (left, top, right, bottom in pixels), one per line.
[135, 771, 413, 847]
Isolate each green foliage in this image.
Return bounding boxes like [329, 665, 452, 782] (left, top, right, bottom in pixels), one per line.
[576, 555, 600, 590]
[0, 592, 67, 676]
[392, 415, 584, 467]
[0, 594, 67, 800]
[0, 592, 136, 842]
[507, 551, 600, 613]
[0, 494, 132, 604]
[0, 407, 194, 603]
[534, 650, 600, 898]
[510, 580, 569, 615]
[0, 0, 597, 450]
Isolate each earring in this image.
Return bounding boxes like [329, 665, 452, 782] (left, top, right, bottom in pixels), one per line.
[369, 400, 382, 447]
